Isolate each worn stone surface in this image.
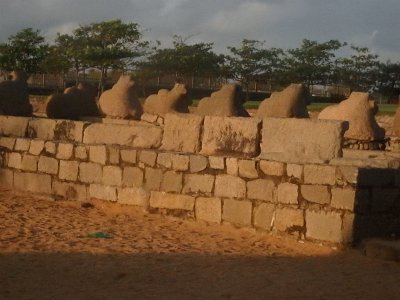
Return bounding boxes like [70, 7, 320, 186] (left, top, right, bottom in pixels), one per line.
[56, 143, 74, 160]
[89, 145, 107, 165]
[214, 175, 246, 199]
[304, 165, 337, 185]
[183, 174, 214, 194]
[201, 116, 261, 157]
[89, 184, 117, 201]
[318, 92, 385, 141]
[122, 166, 143, 188]
[257, 84, 309, 118]
[337, 166, 359, 184]
[120, 149, 136, 164]
[141, 113, 158, 124]
[247, 179, 275, 202]
[54, 120, 86, 143]
[277, 182, 299, 205]
[195, 197, 222, 223]
[260, 160, 285, 177]
[0, 116, 29, 137]
[261, 118, 348, 162]
[287, 164, 303, 180]
[15, 139, 30, 151]
[161, 171, 183, 193]
[79, 162, 102, 184]
[28, 118, 56, 140]
[342, 213, 355, 244]
[150, 191, 195, 211]
[0, 168, 13, 187]
[139, 150, 157, 167]
[29, 140, 45, 156]
[44, 142, 56, 155]
[238, 159, 258, 179]
[52, 180, 87, 201]
[209, 156, 225, 170]
[8, 152, 22, 169]
[144, 168, 163, 191]
[102, 165, 122, 186]
[226, 158, 238, 176]
[59, 160, 79, 181]
[157, 152, 172, 169]
[74, 146, 87, 160]
[222, 199, 252, 226]
[14, 172, 51, 194]
[253, 203, 275, 230]
[108, 146, 120, 165]
[38, 156, 59, 175]
[189, 155, 208, 173]
[161, 113, 203, 153]
[306, 210, 342, 243]
[118, 187, 149, 207]
[301, 185, 330, 205]
[331, 188, 356, 211]
[0, 137, 15, 150]
[21, 154, 38, 172]
[172, 154, 189, 171]
[274, 208, 304, 233]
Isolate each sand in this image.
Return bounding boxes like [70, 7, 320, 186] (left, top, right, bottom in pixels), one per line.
[1, 188, 399, 299]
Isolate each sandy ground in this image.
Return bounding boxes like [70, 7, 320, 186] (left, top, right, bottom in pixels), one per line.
[1, 188, 400, 300]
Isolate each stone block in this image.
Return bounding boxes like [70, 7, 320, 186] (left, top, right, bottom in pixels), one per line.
[238, 159, 258, 179]
[89, 184, 117, 201]
[122, 167, 143, 187]
[144, 168, 163, 191]
[277, 182, 299, 205]
[247, 179, 275, 202]
[103, 165, 122, 186]
[44, 142, 56, 155]
[120, 149, 137, 164]
[15, 139, 30, 152]
[14, 172, 52, 194]
[161, 171, 183, 193]
[226, 158, 238, 176]
[59, 160, 79, 181]
[108, 146, 120, 164]
[161, 113, 204, 153]
[0, 137, 16, 150]
[29, 140, 45, 156]
[261, 118, 347, 161]
[56, 143, 74, 160]
[222, 199, 252, 226]
[53, 120, 86, 143]
[190, 155, 208, 173]
[89, 145, 107, 165]
[139, 150, 157, 167]
[38, 156, 59, 175]
[150, 191, 195, 211]
[201, 116, 261, 157]
[195, 197, 222, 223]
[337, 166, 359, 184]
[214, 175, 246, 199]
[260, 160, 285, 177]
[342, 213, 355, 244]
[83, 122, 162, 149]
[253, 203, 275, 230]
[21, 154, 38, 172]
[0, 115, 29, 137]
[287, 164, 303, 180]
[28, 118, 56, 140]
[157, 152, 172, 169]
[274, 208, 304, 233]
[301, 185, 330, 205]
[304, 165, 337, 185]
[306, 210, 342, 243]
[8, 152, 22, 169]
[0, 168, 13, 187]
[118, 187, 150, 206]
[52, 180, 87, 201]
[75, 146, 87, 160]
[209, 156, 225, 170]
[331, 188, 356, 211]
[172, 154, 189, 171]
[183, 174, 214, 194]
[79, 162, 102, 184]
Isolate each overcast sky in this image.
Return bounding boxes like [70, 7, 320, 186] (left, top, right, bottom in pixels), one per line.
[0, 0, 399, 61]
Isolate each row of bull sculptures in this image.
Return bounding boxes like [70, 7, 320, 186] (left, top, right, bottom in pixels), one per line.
[0, 72, 399, 147]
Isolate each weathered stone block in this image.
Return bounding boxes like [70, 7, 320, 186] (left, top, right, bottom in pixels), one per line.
[0, 168, 13, 187]
[29, 140, 44, 156]
[172, 154, 189, 171]
[79, 162, 102, 183]
[59, 160, 79, 181]
[253, 203, 275, 230]
[14, 172, 52, 194]
[306, 210, 342, 243]
[21, 154, 38, 172]
[122, 167, 143, 187]
[331, 188, 356, 211]
[44, 141, 56, 155]
[74, 145, 87, 160]
[108, 146, 120, 164]
[157, 152, 172, 169]
[52, 180, 87, 201]
[28, 118, 56, 140]
[301, 185, 330, 205]
[144, 168, 163, 191]
[261, 118, 347, 161]
[189, 155, 208, 173]
[139, 150, 157, 167]
[183, 174, 214, 194]
[222, 199, 252, 226]
[56, 143, 74, 160]
[89, 145, 107, 165]
[103, 165, 122, 186]
[201, 116, 261, 157]
[304, 165, 337, 185]
[161, 171, 183, 193]
[161, 113, 204, 153]
[337, 166, 359, 184]
[247, 179, 275, 202]
[238, 159, 258, 179]
[89, 184, 117, 201]
[226, 158, 238, 176]
[38, 156, 59, 175]
[150, 191, 195, 211]
[0, 116, 29, 137]
[120, 149, 137, 164]
[8, 152, 22, 169]
[215, 175, 246, 199]
[15, 139, 30, 151]
[274, 208, 304, 233]
[118, 187, 150, 206]
[0, 137, 15, 150]
[260, 160, 285, 177]
[277, 182, 298, 205]
[53, 120, 86, 143]
[209, 156, 225, 170]
[287, 164, 303, 180]
[195, 197, 222, 223]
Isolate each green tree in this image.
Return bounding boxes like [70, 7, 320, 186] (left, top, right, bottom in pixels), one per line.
[375, 61, 400, 100]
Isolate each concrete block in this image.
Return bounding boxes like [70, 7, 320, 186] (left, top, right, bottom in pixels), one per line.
[238, 159, 258, 179]
[261, 118, 347, 161]
[89, 145, 107, 165]
[38, 156, 59, 175]
[226, 158, 238, 176]
[120, 149, 137, 164]
[157, 152, 172, 169]
[274, 207, 304, 233]
[139, 150, 157, 167]
[0, 116, 29, 137]
[14, 139, 30, 151]
[28, 118, 56, 140]
[253, 203, 275, 230]
[21, 154, 38, 172]
[195, 197, 222, 223]
[108, 146, 120, 164]
[8, 152, 22, 169]
[304, 165, 337, 185]
[287, 164, 303, 180]
[306, 210, 342, 243]
[209, 156, 225, 170]
[222, 199, 252, 226]
[247, 179, 275, 202]
[331, 188, 356, 211]
[277, 182, 299, 205]
[189, 155, 208, 173]
[215, 175, 246, 198]
[201, 116, 261, 157]
[89, 184, 117, 201]
[172, 154, 189, 171]
[44, 141, 56, 155]
[144, 168, 163, 191]
[0, 137, 16, 150]
[52, 180, 87, 201]
[14, 172, 52, 194]
[79, 162, 102, 183]
[260, 160, 285, 177]
[150, 191, 195, 211]
[29, 140, 45, 156]
[161, 113, 204, 153]
[103, 165, 122, 186]
[301, 185, 330, 205]
[56, 143, 74, 160]
[122, 167, 143, 187]
[118, 186, 150, 206]
[161, 171, 183, 193]
[74, 145, 87, 160]
[183, 174, 214, 194]
[59, 160, 79, 181]
[0, 168, 13, 187]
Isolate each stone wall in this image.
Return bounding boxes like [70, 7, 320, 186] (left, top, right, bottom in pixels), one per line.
[0, 114, 399, 245]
